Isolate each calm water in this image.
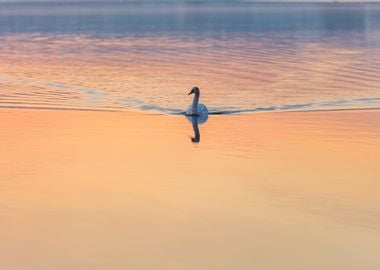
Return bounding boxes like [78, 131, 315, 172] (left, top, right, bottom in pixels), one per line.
[0, 109, 380, 270]
[1, 1, 380, 113]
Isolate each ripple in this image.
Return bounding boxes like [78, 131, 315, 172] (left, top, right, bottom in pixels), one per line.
[1, 7, 380, 115]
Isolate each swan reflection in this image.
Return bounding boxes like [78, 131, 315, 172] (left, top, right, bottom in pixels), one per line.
[186, 113, 208, 144]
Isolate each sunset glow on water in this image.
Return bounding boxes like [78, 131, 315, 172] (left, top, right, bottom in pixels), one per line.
[1, 2, 380, 113]
[0, 2, 380, 269]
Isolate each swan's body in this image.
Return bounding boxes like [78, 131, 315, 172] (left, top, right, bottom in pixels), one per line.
[185, 87, 209, 119]
[186, 103, 208, 116]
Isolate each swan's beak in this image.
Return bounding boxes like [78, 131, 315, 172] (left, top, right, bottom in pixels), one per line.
[188, 90, 194, 95]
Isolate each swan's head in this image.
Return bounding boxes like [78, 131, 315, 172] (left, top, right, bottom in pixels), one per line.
[188, 87, 200, 96]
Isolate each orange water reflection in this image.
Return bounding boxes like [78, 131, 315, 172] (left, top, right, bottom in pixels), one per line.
[0, 109, 379, 269]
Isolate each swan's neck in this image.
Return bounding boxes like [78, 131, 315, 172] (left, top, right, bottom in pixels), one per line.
[192, 93, 200, 113]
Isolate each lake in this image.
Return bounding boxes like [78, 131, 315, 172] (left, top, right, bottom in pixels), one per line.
[0, 2, 380, 270]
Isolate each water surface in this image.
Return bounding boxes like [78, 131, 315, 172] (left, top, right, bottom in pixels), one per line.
[1, 2, 380, 113]
[1, 3, 380, 269]
[0, 109, 380, 270]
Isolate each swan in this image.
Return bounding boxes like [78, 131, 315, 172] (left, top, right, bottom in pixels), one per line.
[185, 87, 209, 118]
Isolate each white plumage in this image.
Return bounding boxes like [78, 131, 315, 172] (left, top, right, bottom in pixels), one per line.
[186, 103, 208, 116]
